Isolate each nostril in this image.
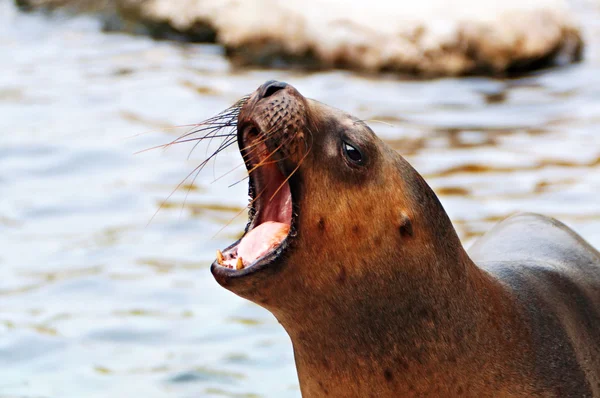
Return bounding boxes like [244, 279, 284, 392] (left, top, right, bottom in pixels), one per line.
[262, 81, 288, 98]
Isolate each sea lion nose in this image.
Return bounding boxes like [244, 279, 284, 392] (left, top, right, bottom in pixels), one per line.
[259, 80, 288, 99]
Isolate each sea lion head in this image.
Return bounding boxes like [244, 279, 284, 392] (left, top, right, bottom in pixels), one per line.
[211, 81, 464, 320]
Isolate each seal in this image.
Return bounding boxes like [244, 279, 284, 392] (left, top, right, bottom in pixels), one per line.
[210, 80, 600, 397]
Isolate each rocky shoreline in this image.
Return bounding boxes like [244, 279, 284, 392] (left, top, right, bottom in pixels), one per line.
[16, 0, 584, 76]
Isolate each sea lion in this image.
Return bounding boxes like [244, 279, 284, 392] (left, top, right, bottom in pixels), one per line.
[210, 80, 600, 397]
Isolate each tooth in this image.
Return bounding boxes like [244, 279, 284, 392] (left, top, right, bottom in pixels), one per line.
[216, 250, 224, 265]
[236, 257, 245, 270]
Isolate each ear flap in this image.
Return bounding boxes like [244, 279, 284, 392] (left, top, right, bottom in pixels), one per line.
[399, 212, 413, 238]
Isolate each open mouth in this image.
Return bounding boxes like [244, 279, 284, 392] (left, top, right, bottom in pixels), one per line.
[214, 126, 294, 273]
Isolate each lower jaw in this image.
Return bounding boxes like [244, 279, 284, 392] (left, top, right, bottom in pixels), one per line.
[211, 240, 288, 281]
[217, 221, 290, 270]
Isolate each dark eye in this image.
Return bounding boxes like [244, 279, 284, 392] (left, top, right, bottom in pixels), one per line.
[343, 141, 363, 164]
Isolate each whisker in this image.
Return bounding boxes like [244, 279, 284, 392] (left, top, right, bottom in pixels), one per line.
[134, 134, 234, 155]
[124, 123, 221, 141]
[209, 130, 238, 180]
[137, 122, 237, 155]
[228, 175, 249, 188]
[176, 126, 246, 217]
[361, 119, 395, 127]
[225, 118, 300, 191]
[211, 162, 246, 184]
[165, 97, 248, 148]
[147, 157, 211, 227]
[145, 96, 251, 225]
[268, 132, 312, 203]
[190, 126, 236, 160]
[210, 184, 270, 239]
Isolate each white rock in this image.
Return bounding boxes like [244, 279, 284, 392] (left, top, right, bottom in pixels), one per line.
[23, 0, 585, 75]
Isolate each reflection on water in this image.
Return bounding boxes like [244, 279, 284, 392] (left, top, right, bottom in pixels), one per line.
[1, 1, 600, 397]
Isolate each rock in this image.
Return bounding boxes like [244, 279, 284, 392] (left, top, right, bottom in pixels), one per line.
[15, 0, 584, 76]
[15, 0, 112, 13]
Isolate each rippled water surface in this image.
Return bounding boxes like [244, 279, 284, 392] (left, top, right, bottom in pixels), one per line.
[2, 1, 600, 397]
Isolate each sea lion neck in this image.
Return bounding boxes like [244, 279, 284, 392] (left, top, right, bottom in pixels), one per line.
[276, 254, 532, 397]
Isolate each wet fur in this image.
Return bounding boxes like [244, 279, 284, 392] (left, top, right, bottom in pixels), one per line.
[213, 83, 600, 397]
[471, 214, 600, 396]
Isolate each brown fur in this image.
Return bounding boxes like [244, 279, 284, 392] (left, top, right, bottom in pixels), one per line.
[212, 81, 600, 397]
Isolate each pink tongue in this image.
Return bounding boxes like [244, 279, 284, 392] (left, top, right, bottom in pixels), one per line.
[238, 221, 290, 265]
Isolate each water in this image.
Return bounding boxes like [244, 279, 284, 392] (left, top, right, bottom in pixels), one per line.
[1, 1, 599, 397]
